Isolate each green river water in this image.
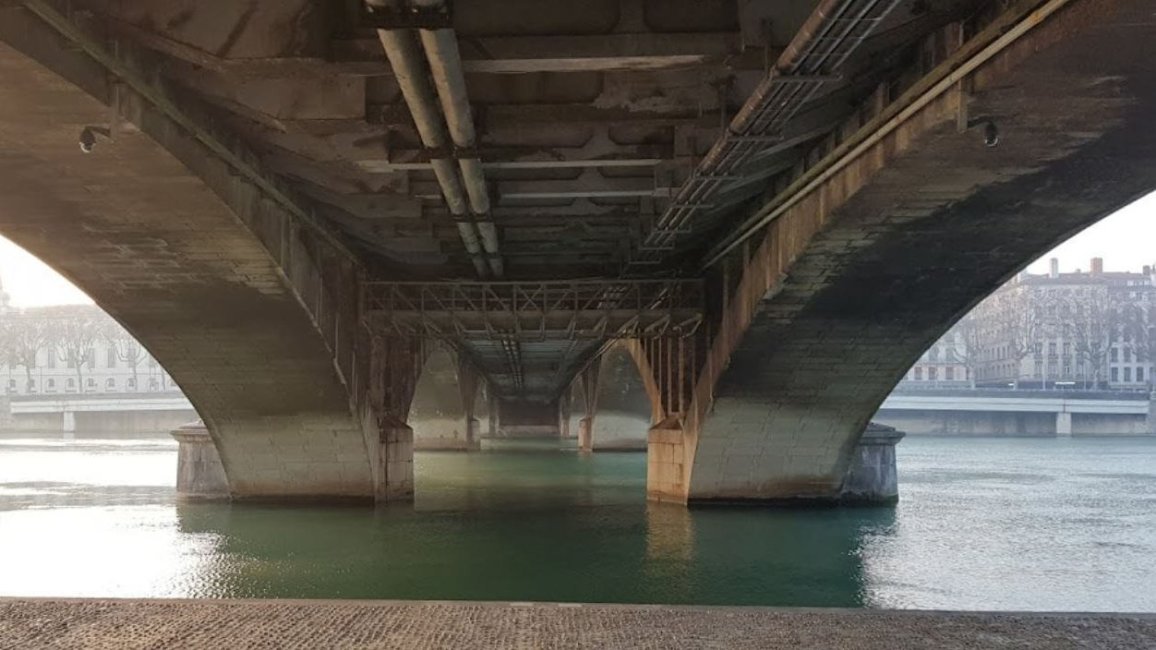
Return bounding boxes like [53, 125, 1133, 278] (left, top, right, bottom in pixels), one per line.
[1, 435, 1155, 611]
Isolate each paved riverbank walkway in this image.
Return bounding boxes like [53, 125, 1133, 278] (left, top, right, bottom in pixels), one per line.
[2, 598, 1155, 648]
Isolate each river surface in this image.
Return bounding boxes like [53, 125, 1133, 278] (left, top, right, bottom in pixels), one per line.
[1, 434, 1154, 611]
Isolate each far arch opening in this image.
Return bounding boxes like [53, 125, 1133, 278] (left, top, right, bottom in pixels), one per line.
[875, 191, 1156, 437]
[568, 342, 660, 453]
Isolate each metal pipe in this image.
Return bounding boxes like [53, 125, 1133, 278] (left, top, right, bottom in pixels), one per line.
[412, 2, 504, 277]
[369, 3, 489, 277]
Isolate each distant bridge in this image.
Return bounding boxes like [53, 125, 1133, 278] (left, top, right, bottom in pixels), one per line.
[876, 389, 1156, 436]
[2, 392, 195, 434]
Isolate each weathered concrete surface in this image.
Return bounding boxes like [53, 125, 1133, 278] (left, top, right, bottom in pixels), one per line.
[670, 0, 1156, 504]
[171, 422, 229, 501]
[840, 424, 904, 504]
[1, 598, 1155, 649]
[0, 21, 392, 500]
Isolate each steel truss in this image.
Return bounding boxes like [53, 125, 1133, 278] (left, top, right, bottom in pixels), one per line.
[363, 279, 703, 341]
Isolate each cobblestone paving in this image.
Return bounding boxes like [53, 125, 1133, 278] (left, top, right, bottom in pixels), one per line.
[2, 598, 1155, 649]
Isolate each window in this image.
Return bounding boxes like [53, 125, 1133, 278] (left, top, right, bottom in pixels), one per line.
[1124, 348, 1132, 362]
[1048, 342, 1057, 355]
[148, 377, 159, 391]
[106, 347, 117, 368]
[127, 378, 136, 390]
[1111, 348, 1119, 362]
[914, 367, 923, 380]
[1111, 368, 1119, 382]
[946, 367, 955, 380]
[66, 377, 75, 390]
[27, 379, 37, 393]
[86, 377, 96, 389]
[46, 378, 54, 389]
[106, 378, 116, 390]
[1125, 367, 1132, 382]
[929, 367, 938, 381]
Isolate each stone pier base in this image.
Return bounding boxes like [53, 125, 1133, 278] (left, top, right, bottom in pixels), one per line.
[379, 420, 415, 501]
[577, 417, 593, 453]
[171, 421, 230, 501]
[840, 423, 905, 505]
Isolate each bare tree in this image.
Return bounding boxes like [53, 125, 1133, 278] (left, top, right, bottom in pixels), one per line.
[1114, 295, 1155, 385]
[1060, 287, 1111, 388]
[951, 314, 982, 388]
[0, 312, 47, 390]
[99, 315, 144, 389]
[980, 285, 1043, 387]
[41, 306, 102, 392]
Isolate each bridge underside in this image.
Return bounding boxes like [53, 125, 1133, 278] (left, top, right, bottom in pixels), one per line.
[673, 0, 1156, 503]
[1, 0, 1151, 506]
[0, 22, 387, 501]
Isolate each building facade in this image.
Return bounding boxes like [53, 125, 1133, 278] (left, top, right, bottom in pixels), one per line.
[0, 301, 177, 396]
[904, 258, 1156, 390]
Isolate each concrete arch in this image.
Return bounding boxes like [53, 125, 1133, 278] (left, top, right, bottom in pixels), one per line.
[0, 21, 387, 500]
[668, 0, 1156, 504]
[572, 341, 662, 452]
[410, 343, 485, 451]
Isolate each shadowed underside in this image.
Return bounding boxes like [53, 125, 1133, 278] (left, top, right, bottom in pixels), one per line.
[680, 0, 1156, 502]
[0, 0, 1152, 504]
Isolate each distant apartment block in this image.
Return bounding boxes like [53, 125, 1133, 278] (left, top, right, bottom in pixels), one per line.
[0, 278, 177, 396]
[904, 258, 1156, 390]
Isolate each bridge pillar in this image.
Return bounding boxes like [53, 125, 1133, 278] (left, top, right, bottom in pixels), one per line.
[839, 424, 905, 505]
[410, 345, 481, 451]
[647, 418, 689, 503]
[61, 410, 75, 434]
[171, 421, 229, 501]
[1056, 412, 1073, 437]
[576, 359, 600, 452]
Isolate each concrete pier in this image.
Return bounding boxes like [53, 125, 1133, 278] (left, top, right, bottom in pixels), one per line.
[170, 421, 229, 501]
[840, 423, 905, 505]
[1, 598, 1154, 649]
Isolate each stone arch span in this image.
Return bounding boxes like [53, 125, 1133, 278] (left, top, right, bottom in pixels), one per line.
[0, 17, 401, 501]
[655, 0, 1156, 504]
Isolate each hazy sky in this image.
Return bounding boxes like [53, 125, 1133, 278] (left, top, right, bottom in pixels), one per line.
[0, 192, 1153, 308]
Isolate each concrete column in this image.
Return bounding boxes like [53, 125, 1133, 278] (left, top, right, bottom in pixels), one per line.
[1056, 411, 1073, 437]
[578, 417, 593, 453]
[488, 393, 500, 438]
[646, 418, 689, 503]
[840, 424, 905, 505]
[558, 389, 572, 439]
[465, 417, 480, 446]
[378, 417, 414, 501]
[171, 421, 230, 501]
